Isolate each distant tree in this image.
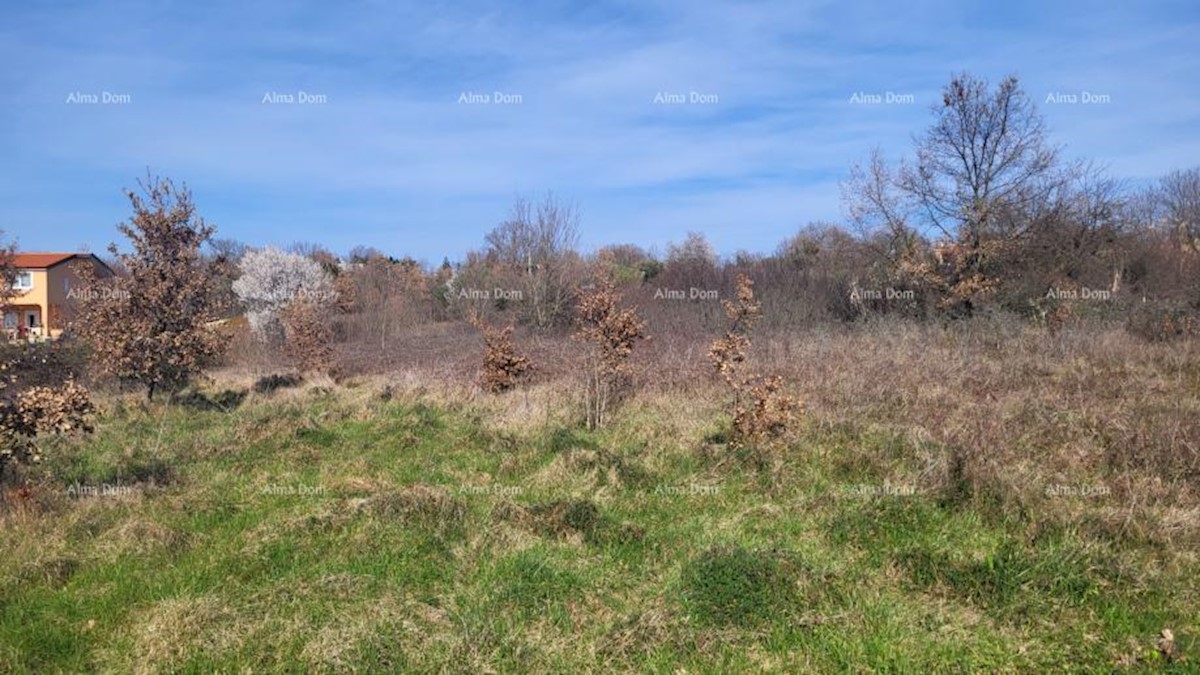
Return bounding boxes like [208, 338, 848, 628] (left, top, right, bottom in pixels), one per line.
[595, 244, 658, 285]
[662, 231, 720, 295]
[776, 222, 861, 270]
[346, 255, 427, 349]
[1118, 171, 1200, 305]
[288, 241, 342, 276]
[998, 165, 1130, 308]
[74, 176, 226, 400]
[666, 231, 718, 268]
[842, 151, 924, 267]
[348, 245, 387, 265]
[232, 247, 334, 341]
[207, 238, 247, 263]
[844, 73, 1072, 314]
[1159, 168, 1200, 254]
[484, 193, 582, 330]
[204, 238, 246, 319]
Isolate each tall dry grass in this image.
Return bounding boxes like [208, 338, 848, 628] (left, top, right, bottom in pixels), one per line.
[211, 306, 1199, 545]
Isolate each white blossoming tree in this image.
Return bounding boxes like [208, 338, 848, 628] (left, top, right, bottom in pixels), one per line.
[232, 247, 334, 340]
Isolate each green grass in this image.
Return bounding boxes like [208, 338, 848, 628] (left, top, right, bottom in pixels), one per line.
[0, 388, 1195, 672]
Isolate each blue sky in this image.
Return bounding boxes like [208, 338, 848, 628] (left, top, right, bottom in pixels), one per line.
[2, 0, 1197, 264]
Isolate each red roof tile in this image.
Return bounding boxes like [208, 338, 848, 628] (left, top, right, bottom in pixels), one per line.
[12, 252, 90, 268]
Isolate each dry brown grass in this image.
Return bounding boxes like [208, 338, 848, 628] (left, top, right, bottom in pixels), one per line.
[208, 308, 1200, 544]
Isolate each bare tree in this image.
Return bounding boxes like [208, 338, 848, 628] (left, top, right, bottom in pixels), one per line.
[484, 193, 582, 330]
[204, 238, 245, 320]
[345, 255, 427, 350]
[844, 73, 1071, 313]
[1159, 168, 1200, 253]
[901, 74, 1063, 242]
[666, 231, 718, 267]
[842, 150, 923, 266]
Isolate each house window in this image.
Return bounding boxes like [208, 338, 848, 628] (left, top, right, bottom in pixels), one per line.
[3, 312, 15, 329]
[12, 271, 33, 290]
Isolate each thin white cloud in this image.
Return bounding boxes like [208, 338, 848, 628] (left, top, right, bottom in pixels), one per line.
[1, 0, 1196, 259]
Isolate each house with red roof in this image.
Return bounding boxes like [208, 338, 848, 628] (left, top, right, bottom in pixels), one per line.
[3, 252, 114, 339]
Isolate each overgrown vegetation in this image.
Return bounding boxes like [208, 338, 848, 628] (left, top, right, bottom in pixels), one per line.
[470, 315, 533, 393]
[280, 297, 335, 376]
[710, 274, 802, 450]
[0, 377, 1194, 671]
[2, 70, 1198, 671]
[573, 276, 647, 429]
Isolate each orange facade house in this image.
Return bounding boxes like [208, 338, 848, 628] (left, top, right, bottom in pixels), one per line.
[4, 253, 114, 339]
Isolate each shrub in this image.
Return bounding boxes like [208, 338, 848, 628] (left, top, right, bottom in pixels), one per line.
[1, 377, 94, 480]
[252, 373, 303, 394]
[470, 316, 533, 393]
[573, 277, 647, 429]
[709, 274, 802, 449]
[1126, 303, 1200, 342]
[280, 297, 335, 375]
[0, 340, 89, 390]
[731, 375, 803, 443]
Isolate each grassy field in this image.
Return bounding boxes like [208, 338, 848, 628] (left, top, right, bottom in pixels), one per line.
[2, 325, 1198, 672]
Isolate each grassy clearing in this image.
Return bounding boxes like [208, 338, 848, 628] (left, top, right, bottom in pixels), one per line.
[1, 373, 1196, 672]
